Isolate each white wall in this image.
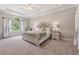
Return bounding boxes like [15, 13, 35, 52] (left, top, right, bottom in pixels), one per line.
[0, 16, 3, 38]
[30, 7, 76, 41]
[74, 6, 79, 49]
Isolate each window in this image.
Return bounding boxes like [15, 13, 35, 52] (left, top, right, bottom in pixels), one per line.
[9, 17, 20, 32]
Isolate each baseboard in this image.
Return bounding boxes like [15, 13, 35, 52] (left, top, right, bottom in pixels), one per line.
[60, 37, 74, 42]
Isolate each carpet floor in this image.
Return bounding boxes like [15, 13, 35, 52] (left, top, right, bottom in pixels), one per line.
[0, 36, 79, 55]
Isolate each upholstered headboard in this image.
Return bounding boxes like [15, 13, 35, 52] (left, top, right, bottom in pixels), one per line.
[36, 22, 51, 31]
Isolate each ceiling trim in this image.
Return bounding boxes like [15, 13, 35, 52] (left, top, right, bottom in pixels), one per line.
[30, 5, 76, 18]
[0, 5, 77, 18]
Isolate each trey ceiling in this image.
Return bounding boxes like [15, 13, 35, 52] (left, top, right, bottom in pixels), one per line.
[0, 4, 76, 18]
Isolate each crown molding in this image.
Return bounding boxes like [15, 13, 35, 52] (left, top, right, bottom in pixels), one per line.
[30, 5, 76, 18]
[0, 5, 77, 19]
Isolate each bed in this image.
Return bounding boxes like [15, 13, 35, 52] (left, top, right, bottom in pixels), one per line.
[22, 22, 51, 46]
[22, 31, 50, 46]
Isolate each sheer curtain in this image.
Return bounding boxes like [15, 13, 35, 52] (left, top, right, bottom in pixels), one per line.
[3, 18, 9, 38]
[20, 17, 29, 32]
[20, 19, 25, 33]
[1, 17, 9, 38]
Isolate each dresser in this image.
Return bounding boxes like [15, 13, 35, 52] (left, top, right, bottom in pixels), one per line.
[51, 31, 60, 40]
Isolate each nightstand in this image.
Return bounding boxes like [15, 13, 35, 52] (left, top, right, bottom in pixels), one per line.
[51, 31, 60, 40]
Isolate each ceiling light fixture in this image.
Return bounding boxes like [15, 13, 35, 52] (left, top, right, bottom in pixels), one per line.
[25, 0, 32, 11]
[25, 4, 33, 11]
[24, 0, 33, 17]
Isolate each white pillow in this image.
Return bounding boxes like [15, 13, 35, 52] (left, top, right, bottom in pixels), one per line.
[46, 28, 50, 33]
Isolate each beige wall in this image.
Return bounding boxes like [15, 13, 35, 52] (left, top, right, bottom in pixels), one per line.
[30, 7, 76, 40]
